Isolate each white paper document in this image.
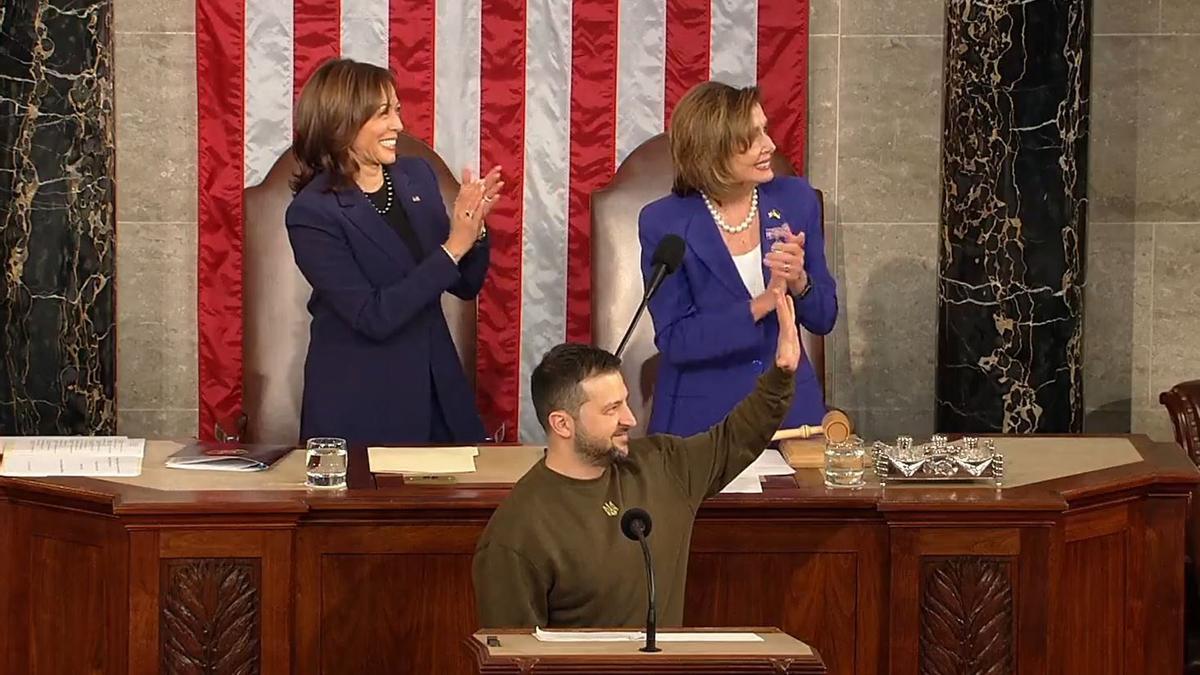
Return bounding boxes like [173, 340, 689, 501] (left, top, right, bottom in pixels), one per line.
[718, 449, 794, 494]
[367, 446, 479, 474]
[0, 436, 145, 476]
[744, 449, 796, 476]
[534, 627, 763, 642]
[720, 473, 764, 494]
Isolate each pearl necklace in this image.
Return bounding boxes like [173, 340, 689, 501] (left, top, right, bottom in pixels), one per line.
[364, 171, 394, 215]
[702, 188, 758, 235]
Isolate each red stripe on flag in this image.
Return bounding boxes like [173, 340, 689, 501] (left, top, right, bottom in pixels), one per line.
[476, 0, 526, 442]
[196, 0, 245, 440]
[389, 0, 436, 145]
[294, 0, 341, 99]
[664, 0, 710, 124]
[757, 0, 810, 172]
[566, 0, 619, 345]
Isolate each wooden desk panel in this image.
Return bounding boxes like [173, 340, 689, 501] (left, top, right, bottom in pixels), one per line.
[0, 435, 1196, 675]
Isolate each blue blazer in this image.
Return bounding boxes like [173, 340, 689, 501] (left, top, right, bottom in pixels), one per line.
[638, 176, 837, 437]
[285, 157, 488, 445]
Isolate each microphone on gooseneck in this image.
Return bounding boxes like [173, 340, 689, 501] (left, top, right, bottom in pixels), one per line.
[620, 507, 661, 653]
[615, 235, 685, 359]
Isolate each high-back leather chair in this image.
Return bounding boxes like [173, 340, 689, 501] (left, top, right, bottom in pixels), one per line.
[1162, 382, 1200, 462]
[590, 133, 826, 435]
[241, 135, 476, 443]
[1162, 384, 1200, 562]
[1160, 381, 1200, 671]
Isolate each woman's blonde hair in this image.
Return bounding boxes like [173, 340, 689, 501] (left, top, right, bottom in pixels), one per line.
[669, 81, 763, 198]
[291, 58, 397, 192]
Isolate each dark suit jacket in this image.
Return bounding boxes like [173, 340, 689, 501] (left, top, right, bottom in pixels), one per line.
[285, 157, 488, 445]
[638, 176, 837, 437]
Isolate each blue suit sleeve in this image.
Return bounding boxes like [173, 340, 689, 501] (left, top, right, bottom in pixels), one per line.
[411, 158, 490, 300]
[452, 237, 490, 299]
[286, 199, 461, 342]
[639, 207, 764, 368]
[791, 182, 838, 336]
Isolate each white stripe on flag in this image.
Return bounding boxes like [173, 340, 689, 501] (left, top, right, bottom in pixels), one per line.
[435, 0, 482, 174]
[616, 0, 667, 165]
[518, 0, 573, 441]
[243, 0, 293, 187]
[710, 0, 757, 87]
[341, 0, 390, 67]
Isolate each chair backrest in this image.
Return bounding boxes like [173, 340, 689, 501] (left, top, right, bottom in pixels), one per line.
[589, 133, 826, 435]
[242, 135, 476, 443]
[1161, 381, 1200, 463]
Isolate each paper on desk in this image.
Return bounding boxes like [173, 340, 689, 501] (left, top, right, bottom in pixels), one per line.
[534, 628, 763, 642]
[720, 473, 764, 494]
[745, 449, 795, 476]
[0, 437, 145, 477]
[0, 454, 142, 477]
[367, 446, 478, 474]
[535, 628, 641, 642]
[658, 633, 764, 642]
[0, 436, 145, 457]
[717, 449, 794, 494]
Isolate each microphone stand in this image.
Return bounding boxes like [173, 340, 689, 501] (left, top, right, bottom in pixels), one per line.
[632, 525, 660, 653]
[616, 292, 653, 359]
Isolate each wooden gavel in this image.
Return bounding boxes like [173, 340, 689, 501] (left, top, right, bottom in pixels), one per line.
[771, 410, 853, 444]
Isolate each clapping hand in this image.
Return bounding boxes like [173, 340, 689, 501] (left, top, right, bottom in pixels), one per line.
[447, 166, 504, 258]
[773, 288, 801, 373]
[764, 230, 808, 295]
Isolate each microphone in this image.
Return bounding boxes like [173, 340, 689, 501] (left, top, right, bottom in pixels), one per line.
[615, 235, 685, 359]
[620, 507, 660, 653]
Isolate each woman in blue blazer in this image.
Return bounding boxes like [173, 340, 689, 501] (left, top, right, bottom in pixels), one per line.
[639, 81, 837, 437]
[286, 59, 503, 445]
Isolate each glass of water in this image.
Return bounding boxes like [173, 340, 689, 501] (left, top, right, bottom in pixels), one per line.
[305, 437, 348, 488]
[824, 436, 866, 488]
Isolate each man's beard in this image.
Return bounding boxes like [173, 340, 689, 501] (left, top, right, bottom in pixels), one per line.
[576, 430, 633, 467]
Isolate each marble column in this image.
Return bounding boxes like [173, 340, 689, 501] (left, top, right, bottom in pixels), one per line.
[0, 1, 116, 434]
[936, 0, 1090, 433]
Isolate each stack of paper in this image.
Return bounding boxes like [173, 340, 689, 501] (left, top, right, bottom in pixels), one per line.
[0, 436, 145, 477]
[367, 445, 479, 474]
[533, 627, 764, 642]
[719, 448, 796, 494]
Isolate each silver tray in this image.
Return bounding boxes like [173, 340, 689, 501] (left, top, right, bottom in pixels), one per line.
[871, 435, 1004, 486]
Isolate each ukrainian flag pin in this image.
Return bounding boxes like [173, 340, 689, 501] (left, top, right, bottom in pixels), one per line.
[768, 209, 782, 220]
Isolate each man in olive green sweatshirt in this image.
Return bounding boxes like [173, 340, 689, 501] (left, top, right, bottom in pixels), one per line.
[472, 290, 800, 629]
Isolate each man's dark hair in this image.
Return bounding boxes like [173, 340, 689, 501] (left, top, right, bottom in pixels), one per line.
[531, 343, 623, 431]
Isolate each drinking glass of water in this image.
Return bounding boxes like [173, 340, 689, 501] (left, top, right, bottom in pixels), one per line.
[824, 436, 866, 488]
[305, 437, 348, 488]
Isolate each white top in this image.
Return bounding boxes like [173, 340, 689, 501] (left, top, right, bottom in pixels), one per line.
[730, 244, 766, 297]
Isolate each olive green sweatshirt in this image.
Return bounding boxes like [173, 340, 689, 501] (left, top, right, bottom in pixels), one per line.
[472, 366, 795, 629]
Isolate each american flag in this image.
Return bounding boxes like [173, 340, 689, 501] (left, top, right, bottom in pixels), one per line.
[196, 0, 810, 441]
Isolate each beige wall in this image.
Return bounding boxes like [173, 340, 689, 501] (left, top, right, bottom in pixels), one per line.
[807, 0, 945, 441]
[113, 0, 1200, 443]
[1085, 0, 1200, 441]
[114, 0, 198, 437]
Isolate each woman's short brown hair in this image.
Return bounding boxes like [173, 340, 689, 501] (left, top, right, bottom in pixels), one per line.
[291, 58, 397, 192]
[668, 81, 763, 198]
